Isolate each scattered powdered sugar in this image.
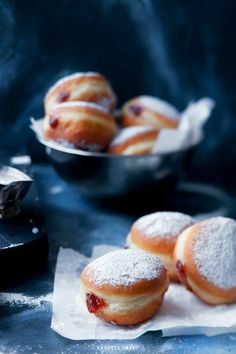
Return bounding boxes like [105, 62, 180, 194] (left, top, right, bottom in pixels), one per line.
[85, 249, 163, 287]
[193, 217, 236, 290]
[1, 242, 24, 249]
[0, 292, 52, 307]
[135, 212, 194, 238]
[32, 227, 39, 234]
[49, 185, 63, 195]
[139, 96, 180, 120]
[110, 126, 155, 146]
[50, 138, 77, 149]
[10, 155, 31, 165]
[54, 138, 102, 152]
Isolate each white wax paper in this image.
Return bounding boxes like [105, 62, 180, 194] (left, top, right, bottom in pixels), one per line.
[51, 245, 236, 340]
[152, 98, 215, 153]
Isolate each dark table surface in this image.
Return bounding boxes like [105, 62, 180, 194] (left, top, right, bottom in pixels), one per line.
[1, 164, 236, 354]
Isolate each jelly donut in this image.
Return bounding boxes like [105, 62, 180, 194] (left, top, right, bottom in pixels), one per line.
[44, 72, 117, 113]
[80, 249, 169, 325]
[174, 216, 236, 305]
[108, 126, 159, 155]
[121, 96, 180, 129]
[126, 212, 195, 282]
[44, 102, 117, 151]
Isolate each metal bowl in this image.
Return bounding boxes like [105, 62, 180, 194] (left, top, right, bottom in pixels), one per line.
[31, 118, 200, 199]
[35, 143, 199, 201]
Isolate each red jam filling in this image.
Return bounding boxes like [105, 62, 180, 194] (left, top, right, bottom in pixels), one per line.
[86, 293, 106, 313]
[49, 115, 59, 128]
[128, 104, 143, 116]
[176, 260, 192, 292]
[176, 260, 187, 283]
[57, 91, 70, 103]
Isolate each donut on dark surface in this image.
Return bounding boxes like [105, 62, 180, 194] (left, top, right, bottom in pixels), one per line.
[121, 96, 180, 129]
[126, 212, 195, 282]
[108, 126, 159, 155]
[80, 249, 169, 325]
[44, 72, 117, 113]
[44, 101, 117, 151]
[174, 216, 236, 304]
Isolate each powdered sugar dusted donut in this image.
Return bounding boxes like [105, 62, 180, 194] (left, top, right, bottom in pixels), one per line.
[126, 212, 194, 282]
[174, 216, 236, 304]
[44, 101, 117, 151]
[44, 72, 117, 113]
[80, 249, 169, 325]
[121, 96, 180, 129]
[108, 126, 159, 155]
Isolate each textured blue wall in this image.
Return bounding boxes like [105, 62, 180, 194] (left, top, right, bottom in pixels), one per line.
[0, 0, 235, 183]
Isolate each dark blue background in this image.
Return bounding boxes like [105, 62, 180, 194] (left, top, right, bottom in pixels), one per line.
[0, 0, 236, 184]
[1, 3, 236, 351]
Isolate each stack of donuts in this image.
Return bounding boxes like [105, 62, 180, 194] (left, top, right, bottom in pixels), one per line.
[80, 213, 236, 326]
[43, 72, 180, 154]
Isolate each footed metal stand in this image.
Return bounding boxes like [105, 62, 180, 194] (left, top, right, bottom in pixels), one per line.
[0, 168, 48, 288]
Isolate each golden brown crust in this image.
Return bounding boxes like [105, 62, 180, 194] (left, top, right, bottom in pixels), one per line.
[128, 230, 179, 282]
[121, 97, 179, 129]
[168, 269, 180, 282]
[174, 223, 236, 304]
[94, 293, 165, 326]
[127, 212, 195, 282]
[44, 102, 117, 150]
[44, 72, 116, 112]
[130, 225, 177, 255]
[108, 129, 159, 155]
